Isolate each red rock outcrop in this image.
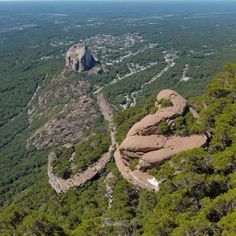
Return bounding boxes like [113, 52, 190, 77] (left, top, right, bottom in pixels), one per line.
[120, 135, 167, 153]
[127, 90, 187, 136]
[114, 89, 208, 191]
[114, 148, 160, 192]
[142, 135, 207, 167]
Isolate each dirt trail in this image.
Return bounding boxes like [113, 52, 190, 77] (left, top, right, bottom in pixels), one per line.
[104, 172, 114, 209]
[94, 62, 159, 96]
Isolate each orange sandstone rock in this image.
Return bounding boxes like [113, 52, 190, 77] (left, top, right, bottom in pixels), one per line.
[115, 89, 208, 192]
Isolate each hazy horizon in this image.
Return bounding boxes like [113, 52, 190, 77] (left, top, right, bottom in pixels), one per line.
[1, 0, 236, 2]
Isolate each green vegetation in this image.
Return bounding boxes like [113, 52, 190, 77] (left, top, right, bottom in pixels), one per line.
[158, 98, 173, 108]
[156, 120, 170, 135]
[104, 64, 165, 106]
[154, 110, 198, 136]
[142, 64, 236, 235]
[52, 147, 74, 179]
[111, 64, 236, 235]
[137, 50, 236, 105]
[150, 98, 174, 115]
[113, 95, 156, 143]
[129, 158, 140, 171]
[51, 134, 111, 179]
[2, 2, 236, 235]
[5, 64, 236, 234]
[73, 134, 111, 173]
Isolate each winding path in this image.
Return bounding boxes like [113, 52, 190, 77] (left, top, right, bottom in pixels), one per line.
[94, 53, 169, 96]
[129, 53, 176, 108]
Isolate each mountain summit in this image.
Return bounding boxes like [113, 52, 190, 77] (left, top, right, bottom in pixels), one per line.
[66, 43, 96, 72]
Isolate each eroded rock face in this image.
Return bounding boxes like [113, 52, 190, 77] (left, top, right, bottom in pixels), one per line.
[120, 135, 167, 153]
[114, 89, 208, 191]
[66, 43, 96, 72]
[28, 96, 97, 149]
[141, 135, 207, 167]
[27, 72, 98, 150]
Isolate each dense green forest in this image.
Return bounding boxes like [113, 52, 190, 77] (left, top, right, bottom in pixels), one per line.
[52, 134, 111, 179]
[1, 2, 236, 235]
[1, 63, 236, 235]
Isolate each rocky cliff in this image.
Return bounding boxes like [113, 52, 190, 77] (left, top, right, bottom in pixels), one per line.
[66, 43, 96, 72]
[27, 71, 98, 150]
[48, 151, 111, 193]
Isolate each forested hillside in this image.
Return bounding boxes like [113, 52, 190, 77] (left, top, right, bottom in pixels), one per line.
[1, 64, 236, 235]
[1, 2, 236, 235]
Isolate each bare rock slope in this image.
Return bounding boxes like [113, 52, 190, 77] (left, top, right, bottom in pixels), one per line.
[27, 71, 98, 150]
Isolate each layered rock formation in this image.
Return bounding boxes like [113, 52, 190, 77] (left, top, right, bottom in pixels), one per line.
[66, 43, 96, 72]
[127, 89, 187, 136]
[114, 89, 208, 191]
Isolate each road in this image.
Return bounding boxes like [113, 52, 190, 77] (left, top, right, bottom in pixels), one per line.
[129, 53, 176, 108]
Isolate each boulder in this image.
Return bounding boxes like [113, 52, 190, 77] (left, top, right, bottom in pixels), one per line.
[115, 89, 209, 192]
[66, 43, 96, 72]
[120, 135, 167, 152]
[142, 135, 208, 166]
[127, 114, 163, 136]
[156, 89, 187, 116]
[127, 89, 187, 136]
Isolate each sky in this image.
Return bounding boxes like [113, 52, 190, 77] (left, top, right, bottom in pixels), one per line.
[0, 0, 236, 2]
[0, 0, 235, 1]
